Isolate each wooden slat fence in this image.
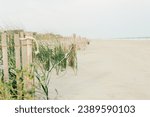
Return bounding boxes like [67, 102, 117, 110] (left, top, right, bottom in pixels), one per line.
[37, 34, 89, 50]
[0, 32, 89, 83]
[0, 31, 33, 88]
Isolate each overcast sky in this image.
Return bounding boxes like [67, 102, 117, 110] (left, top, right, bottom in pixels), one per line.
[0, 0, 150, 39]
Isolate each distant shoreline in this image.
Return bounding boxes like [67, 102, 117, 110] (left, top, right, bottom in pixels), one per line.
[92, 37, 150, 40]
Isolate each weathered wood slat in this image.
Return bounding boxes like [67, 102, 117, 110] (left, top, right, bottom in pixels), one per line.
[25, 32, 33, 66]
[1, 33, 9, 82]
[20, 32, 27, 68]
[14, 34, 21, 69]
[14, 33, 23, 99]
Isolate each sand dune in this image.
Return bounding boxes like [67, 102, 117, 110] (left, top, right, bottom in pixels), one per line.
[50, 40, 150, 100]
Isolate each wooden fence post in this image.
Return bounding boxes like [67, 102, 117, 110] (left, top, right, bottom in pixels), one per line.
[20, 32, 33, 92]
[73, 33, 76, 44]
[1, 33, 9, 82]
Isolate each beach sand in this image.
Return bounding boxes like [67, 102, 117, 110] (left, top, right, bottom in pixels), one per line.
[50, 40, 150, 100]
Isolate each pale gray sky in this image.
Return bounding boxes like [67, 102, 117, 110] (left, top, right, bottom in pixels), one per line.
[0, 0, 150, 38]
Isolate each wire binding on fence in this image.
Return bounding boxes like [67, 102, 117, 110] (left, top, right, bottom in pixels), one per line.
[20, 36, 39, 54]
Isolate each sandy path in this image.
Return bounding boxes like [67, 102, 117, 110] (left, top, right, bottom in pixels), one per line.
[50, 40, 150, 100]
